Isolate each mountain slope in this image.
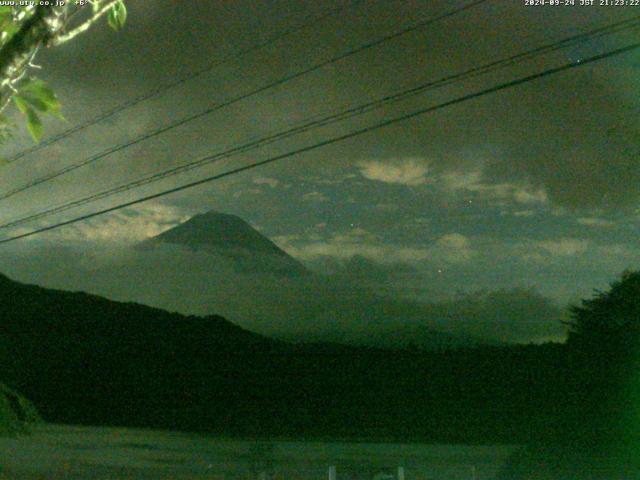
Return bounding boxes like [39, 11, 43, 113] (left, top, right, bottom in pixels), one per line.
[139, 211, 308, 276]
[0, 272, 570, 442]
[131, 211, 490, 349]
[0, 272, 283, 430]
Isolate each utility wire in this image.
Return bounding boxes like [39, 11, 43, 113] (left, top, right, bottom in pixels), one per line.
[0, 41, 637, 245]
[0, 10, 640, 204]
[1, 16, 638, 229]
[0, 0, 489, 199]
[4, 0, 367, 164]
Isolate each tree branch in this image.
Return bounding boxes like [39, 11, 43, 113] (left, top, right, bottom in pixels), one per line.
[51, 1, 120, 46]
[0, 5, 65, 104]
[0, 6, 64, 80]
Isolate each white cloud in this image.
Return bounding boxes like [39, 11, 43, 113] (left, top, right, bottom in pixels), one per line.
[440, 169, 548, 206]
[504, 237, 588, 263]
[536, 238, 589, 257]
[358, 158, 430, 186]
[432, 233, 474, 264]
[302, 191, 329, 203]
[441, 170, 483, 191]
[36, 204, 190, 243]
[512, 188, 548, 205]
[576, 217, 615, 227]
[277, 228, 473, 266]
[514, 238, 590, 262]
[436, 233, 470, 249]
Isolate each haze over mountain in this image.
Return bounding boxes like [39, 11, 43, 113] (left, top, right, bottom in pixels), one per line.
[139, 211, 308, 276]
[0, 211, 566, 346]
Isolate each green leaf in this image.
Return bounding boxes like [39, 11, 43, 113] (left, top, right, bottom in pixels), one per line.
[0, 11, 11, 26]
[20, 78, 55, 102]
[108, 1, 127, 31]
[17, 78, 63, 118]
[13, 96, 44, 141]
[24, 97, 49, 112]
[12, 95, 29, 115]
[24, 107, 43, 142]
[0, 6, 11, 23]
[1, 22, 18, 46]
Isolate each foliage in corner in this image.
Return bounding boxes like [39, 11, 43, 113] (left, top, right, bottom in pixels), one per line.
[12, 77, 62, 141]
[0, 1, 127, 145]
[107, 1, 127, 31]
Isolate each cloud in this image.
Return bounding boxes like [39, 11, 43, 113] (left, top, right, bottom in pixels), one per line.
[587, 242, 640, 268]
[512, 188, 548, 205]
[507, 237, 590, 264]
[576, 217, 615, 227]
[276, 227, 424, 264]
[17, 0, 637, 226]
[302, 174, 359, 186]
[488, 91, 640, 211]
[4, 0, 638, 330]
[432, 233, 474, 264]
[436, 233, 470, 250]
[513, 210, 535, 217]
[302, 191, 329, 202]
[0, 240, 566, 345]
[32, 203, 190, 244]
[440, 169, 548, 206]
[358, 158, 430, 186]
[277, 228, 474, 267]
[308, 254, 417, 281]
[441, 170, 483, 191]
[431, 288, 566, 343]
[252, 177, 279, 188]
[535, 238, 589, 257]
[290, 242, 383, 261]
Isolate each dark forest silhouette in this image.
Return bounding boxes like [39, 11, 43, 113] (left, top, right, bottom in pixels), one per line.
[498, 270, 640, 479]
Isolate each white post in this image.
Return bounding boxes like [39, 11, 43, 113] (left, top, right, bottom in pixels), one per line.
[328, 465, 337, 480]
[397, 466, 405, 480]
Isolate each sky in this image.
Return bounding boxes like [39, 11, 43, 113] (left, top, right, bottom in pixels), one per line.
[0, 0, 639, 342]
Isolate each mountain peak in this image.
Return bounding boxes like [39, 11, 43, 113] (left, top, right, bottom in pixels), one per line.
[188, 210, 244, 225]
[141, 210, 308, 276]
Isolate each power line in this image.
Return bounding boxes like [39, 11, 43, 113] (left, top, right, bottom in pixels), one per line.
[1, 41, 637, 245]
[0, 16, 640, 210]
[4, 0, 367, 164]
[1, 17, 638, 229]
[0, 0, 489, 200]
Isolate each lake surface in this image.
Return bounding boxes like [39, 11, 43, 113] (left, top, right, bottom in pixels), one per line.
[0, 424, 517, 479]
